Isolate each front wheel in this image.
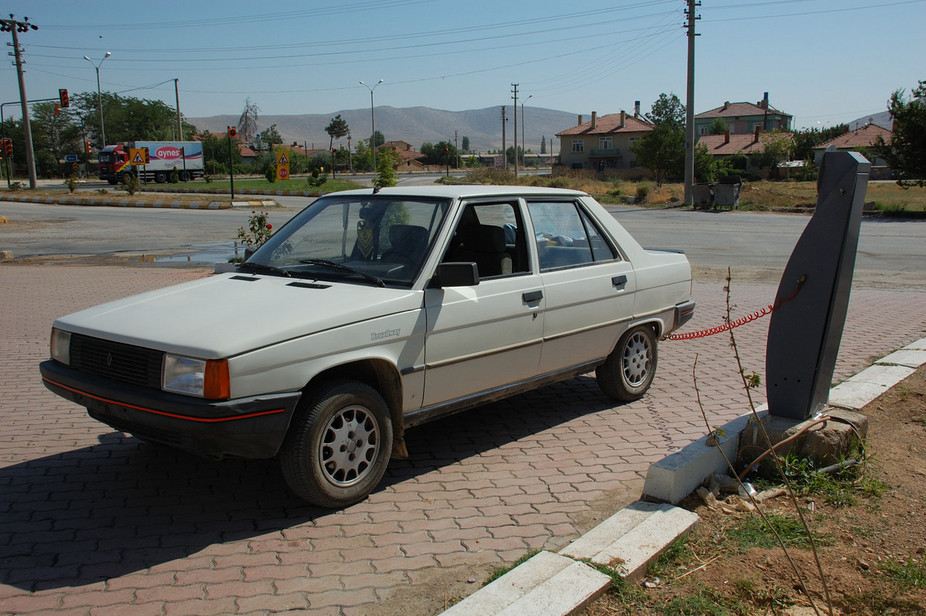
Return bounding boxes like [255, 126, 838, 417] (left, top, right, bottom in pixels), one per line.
[280, 380, 392, 508]
[596, 325, 658, 402]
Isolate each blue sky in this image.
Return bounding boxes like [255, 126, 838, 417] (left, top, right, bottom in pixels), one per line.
[3, 0, 924, 129]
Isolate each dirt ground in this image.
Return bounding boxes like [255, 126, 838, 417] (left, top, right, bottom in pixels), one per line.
[582, 366, 926, 616]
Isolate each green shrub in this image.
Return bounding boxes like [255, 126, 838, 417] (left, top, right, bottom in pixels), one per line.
[121, 173, 139, 195]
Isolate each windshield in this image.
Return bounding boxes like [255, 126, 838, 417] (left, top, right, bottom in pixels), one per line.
[98, 152, 114, 164]
[246, 194, 451, 286]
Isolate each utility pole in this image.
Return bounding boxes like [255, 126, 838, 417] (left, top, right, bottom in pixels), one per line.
[1, 15, 39, 189]
[500, 106, 507, 170]
[683, 0, 700, 207]
[511, 83, 518, 176]
[174, 79, 182, 140]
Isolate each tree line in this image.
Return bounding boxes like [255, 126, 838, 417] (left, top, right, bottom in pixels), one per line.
[3, 83, 922, 184]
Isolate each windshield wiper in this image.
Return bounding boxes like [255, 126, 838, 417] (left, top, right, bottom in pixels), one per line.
[299, 259, 385, 287]
[237, 262, 291, 277]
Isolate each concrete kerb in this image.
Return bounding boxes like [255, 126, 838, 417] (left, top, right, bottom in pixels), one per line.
[1, 193, 233, 209]
[2, 193, 283, 210]
[440, 338, 926, 616]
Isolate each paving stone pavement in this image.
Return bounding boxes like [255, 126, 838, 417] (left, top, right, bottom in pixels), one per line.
[1, 264, 924, 616]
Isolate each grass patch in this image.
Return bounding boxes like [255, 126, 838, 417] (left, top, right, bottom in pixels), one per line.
[756, 450, 889, 509]
[646, 535, 695, 579]
[882, 558, 926, 589]
[732, 578, 795, 612]
[661, 585, 746, 616]
[727, 512, 828, 550]
[840, 591, 925, 615]
[484, 549, 540, 585]
[149, 176, 363, 195]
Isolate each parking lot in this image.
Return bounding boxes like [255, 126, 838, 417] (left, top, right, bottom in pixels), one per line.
[2, 263, 925, 615]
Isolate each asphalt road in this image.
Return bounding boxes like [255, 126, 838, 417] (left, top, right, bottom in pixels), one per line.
[1, 195, 924, 288]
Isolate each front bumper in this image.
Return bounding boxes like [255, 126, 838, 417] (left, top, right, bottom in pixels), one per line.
[40, 360, 301, 459]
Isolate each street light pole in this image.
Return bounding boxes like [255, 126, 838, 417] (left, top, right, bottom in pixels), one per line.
[83, 51, 111, 148]
[521, 94, 532, 170]
[359, 79, 383, 172]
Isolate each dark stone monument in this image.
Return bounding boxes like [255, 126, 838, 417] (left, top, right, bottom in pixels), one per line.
[765, 150, 870, 420]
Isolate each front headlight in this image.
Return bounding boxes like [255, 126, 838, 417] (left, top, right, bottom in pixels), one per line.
[163, 355, 230, 400]
[50, 328, 71, 365]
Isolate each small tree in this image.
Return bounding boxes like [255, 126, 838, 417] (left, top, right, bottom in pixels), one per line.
[709, 118, 729, 135]
[877, 80, 926, 187]
[755, 131, 795, 179]
[237, 98, 260, 144]
[631, 123, 685, 183]
[325, 115, 349, 153]
[461, 136, 470, 152]
[647, 93, 686, 129]
[373, 148, 399, 188]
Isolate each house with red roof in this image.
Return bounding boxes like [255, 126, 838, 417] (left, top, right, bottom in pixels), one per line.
[379, 140, 426, 171]
[694, 94, 792, 137]
[556, 110, 653, 171]
[697, 127, 796, 176]
[811, 123, 892, 168]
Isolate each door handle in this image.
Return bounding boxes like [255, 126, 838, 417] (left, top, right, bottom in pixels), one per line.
[612, 275, 628, 288]
[522, 290, 543, 303]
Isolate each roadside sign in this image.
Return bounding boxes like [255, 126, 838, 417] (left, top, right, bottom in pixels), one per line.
[64, 154, 78, 163]
[130, 148, 149, 166]
[276, 150, 290, 181]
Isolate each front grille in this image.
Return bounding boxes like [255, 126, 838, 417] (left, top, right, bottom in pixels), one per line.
[70, 334, 163, 389]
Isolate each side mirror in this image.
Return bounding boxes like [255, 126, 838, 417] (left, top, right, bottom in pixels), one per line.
[434, 262, 479, 287]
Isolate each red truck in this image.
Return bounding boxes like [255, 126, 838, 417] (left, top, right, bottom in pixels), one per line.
[98, 141, 205, 184]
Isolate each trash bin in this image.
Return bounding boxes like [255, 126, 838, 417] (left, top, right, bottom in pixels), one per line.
[692, 183, 713, 209]
[713, 176, 742, 209]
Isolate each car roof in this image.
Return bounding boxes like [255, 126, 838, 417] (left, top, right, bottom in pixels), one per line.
[326, 185, 589, 200]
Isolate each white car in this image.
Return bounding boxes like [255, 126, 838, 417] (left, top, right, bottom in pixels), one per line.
[41, 186, 694, 507]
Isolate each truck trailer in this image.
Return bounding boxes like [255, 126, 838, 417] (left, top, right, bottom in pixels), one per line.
[98, 141, 204, 184]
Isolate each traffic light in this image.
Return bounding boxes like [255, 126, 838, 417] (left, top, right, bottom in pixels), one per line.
[2, 139, 12, 157]
[84, 141, 92, 156]
[58, 88, 69, 108]
[227, 126, 237, 138]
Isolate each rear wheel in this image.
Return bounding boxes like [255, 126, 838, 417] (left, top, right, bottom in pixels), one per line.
[180, 170, 191, 181]
[155, 172, 168, 183]
[280, 379, 392, 507]
[596, 325, 658, 401]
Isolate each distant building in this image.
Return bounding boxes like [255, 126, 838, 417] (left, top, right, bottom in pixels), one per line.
[698, 127, 796, 175]
[694, 94, 792, 137]
[556, 108, 653, 171]
[379, 141, 426, 171]
[813, 123, 893, 178]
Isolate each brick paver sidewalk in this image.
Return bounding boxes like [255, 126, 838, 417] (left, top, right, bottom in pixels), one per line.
[2, 264, 924, 616]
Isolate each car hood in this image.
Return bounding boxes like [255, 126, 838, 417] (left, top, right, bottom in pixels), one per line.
[54, 273, 422, 359]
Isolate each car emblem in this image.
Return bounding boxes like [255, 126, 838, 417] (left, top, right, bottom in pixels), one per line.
[106, 352, 113, 367]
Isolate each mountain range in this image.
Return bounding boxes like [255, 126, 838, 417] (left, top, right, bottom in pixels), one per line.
[188, 106, 580, 153]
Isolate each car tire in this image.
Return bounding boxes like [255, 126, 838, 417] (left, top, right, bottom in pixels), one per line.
[180, 170, 191, 182]
[596, 325, 658, 402]
[280, 379, 392, 507]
